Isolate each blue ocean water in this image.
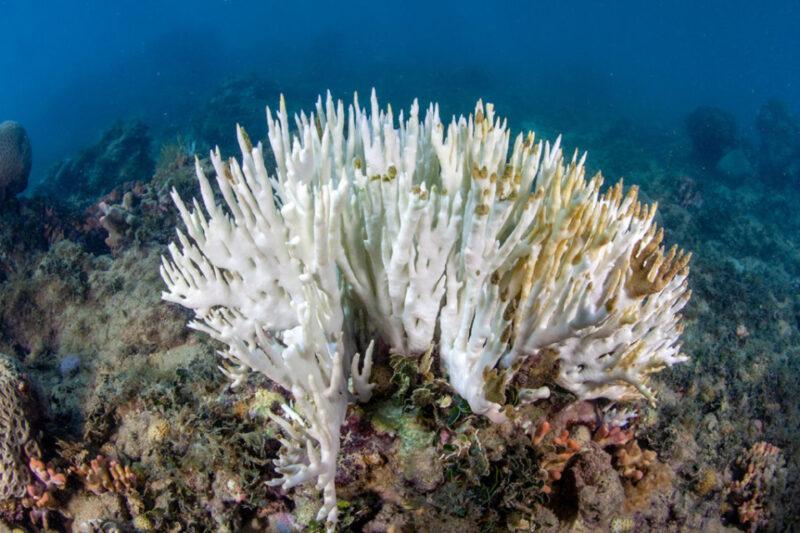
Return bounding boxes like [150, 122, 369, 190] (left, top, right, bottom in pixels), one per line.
[1, 0, 798, 186]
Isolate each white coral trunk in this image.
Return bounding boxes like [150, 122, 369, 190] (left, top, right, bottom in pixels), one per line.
[161, 113, 372, 529]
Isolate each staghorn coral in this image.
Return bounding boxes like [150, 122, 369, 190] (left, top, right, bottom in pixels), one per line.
[329, 92, 691, 420]
[0, 353, 41, 502]
[161, 117, 374, 528]
[161, 91, 691, 530]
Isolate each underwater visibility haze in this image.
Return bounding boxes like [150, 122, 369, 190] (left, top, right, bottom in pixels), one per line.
[0, 0, 799, 531]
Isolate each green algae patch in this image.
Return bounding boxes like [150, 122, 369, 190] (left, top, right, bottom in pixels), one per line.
[371, 400, 443, 491]
[248, 388, 286, 422]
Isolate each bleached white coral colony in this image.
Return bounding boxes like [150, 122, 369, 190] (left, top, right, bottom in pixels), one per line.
[161, 91, 691, 530]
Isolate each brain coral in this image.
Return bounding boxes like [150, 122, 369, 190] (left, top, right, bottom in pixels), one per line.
[0, 353, 40, 501]
[0, 121, 32, 200]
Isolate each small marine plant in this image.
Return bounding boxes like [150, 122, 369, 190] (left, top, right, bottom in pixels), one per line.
[161, 91, 691, 530]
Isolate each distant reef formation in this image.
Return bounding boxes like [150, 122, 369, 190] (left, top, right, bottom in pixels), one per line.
[686, 100, 800, 189]
[35, 120, 153, 209]
[685, 106, 739, 168]
[0, 121, 32, 201]
[188, 75, 279, 157]
[756, 100, 800, 187]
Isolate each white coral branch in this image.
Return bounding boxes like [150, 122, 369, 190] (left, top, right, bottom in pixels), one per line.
[161, 114, 360, 530]
[350, 340, 376, 403]
[162, 90, 691, 530]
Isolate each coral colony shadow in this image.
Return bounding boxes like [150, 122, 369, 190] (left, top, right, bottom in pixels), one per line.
[1, 20, 799, 530]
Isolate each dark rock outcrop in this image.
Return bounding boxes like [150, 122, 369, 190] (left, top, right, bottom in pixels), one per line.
[685, 106, 738, 167]
[36, 121, 153, 209]
[756, 100, 800, 186]
[190, 76, 278, 157]
[564, 443, 625, 529]
[0, 121, 32, 201]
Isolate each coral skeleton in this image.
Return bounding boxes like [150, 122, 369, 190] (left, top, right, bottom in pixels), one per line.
[330, 91, 690, 419]
[161, 91, 690, 528]
[160, 122, 373, 528]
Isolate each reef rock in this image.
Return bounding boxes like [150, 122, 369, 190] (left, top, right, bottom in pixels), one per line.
[36, 120, 153, 208]
[755, 100, 800, 186]
[0, 121, 32, 200]
[685, 106, 738, 167]
[715, 148, 754, 185]
[566, 443, 625, 529]
[190, 75, 278, 156]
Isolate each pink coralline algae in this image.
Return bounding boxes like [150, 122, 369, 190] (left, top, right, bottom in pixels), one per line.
[726, 441, 785, 531]
[71, 455, 141, 495]
[23, 458, 69, 528]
